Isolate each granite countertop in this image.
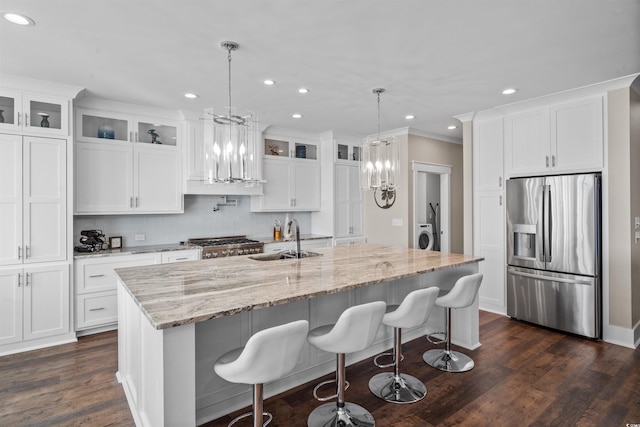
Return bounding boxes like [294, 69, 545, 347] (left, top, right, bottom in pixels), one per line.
[73, 243, 201, 260]
[115, 244, 483, 330]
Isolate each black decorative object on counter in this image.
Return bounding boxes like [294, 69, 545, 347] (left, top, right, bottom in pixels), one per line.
[74, 229, 108, 252]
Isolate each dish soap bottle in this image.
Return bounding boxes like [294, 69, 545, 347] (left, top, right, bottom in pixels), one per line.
[284, 214, 292, 239]
[274, 220, 281, 240]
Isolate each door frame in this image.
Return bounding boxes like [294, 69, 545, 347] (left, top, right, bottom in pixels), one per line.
[412, 161, 451, 252]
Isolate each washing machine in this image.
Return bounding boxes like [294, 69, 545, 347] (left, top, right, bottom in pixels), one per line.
[416, 224, 434, 250]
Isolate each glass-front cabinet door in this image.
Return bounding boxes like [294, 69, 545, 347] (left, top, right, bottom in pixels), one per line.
[76, 108, 132, 144]
[135, 119, 177, 147]
[0, 90, 69, 136]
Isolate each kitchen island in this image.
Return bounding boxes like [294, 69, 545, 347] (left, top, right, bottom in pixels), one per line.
[115, 244, 483, 427]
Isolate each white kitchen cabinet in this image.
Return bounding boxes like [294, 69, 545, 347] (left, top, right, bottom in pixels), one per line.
[74, 107, 182, 214]
[0, 134, 67, 266]
[473, 114, 506, 314]
[336, 140, 361, 162]
[263, 238, 331, 253]
[251, 156, 320, 211]
[334, 236, 367, 246]
[74, 142, 181, 214]
[505, 96, 603, 176]
[0, 89, 70, 136]
[75, 253, 161, 333]
[550, 96, 604, 172]
[74, 250, 199, 334]
[0, 264, 70, 347]
[161, 249, 200, 263]
[334, 163, 363, 239]
[473, 117, 504, 192]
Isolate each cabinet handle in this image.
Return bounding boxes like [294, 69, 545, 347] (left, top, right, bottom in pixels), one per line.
[18, 246, 22, 260]
[89, 307, 105, 312]
[17, 273, 22, 287]
[500, 195, 503, 206]
[17, 112, 21, 126]
[499, 176, 503, 187]
[135, 197, 139, 207]
[175, 257, 188, 261]
[135, 131, 138, 142]
[130, 197, 133, 208]
[26, 273, 30, 287]
[25, 245, 30, 259]
[24, 113, 29, 126]
[129, 131, 133, 142]
[552, 155, 556, 167]
[89, 274, 105, 278]
[545, 156, 549, 167]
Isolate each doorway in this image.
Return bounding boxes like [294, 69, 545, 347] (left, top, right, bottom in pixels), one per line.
[412, 161, 451, 252]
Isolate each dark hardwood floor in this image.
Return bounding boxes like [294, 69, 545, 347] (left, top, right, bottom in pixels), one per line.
[1, 312, 639, 426]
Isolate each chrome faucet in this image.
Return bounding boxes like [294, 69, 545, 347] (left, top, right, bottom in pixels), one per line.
[289, 218, 302, 258]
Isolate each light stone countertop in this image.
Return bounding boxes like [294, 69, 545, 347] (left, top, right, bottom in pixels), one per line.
[73, 243, 201, 260]
[115, 244, 483, 330]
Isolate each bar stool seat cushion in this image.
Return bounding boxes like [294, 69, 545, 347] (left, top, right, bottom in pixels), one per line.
[215, 319, 309, 385]
[436, 274, 482, 309]
[383, 287, 439, 329]
[308, 301, 386, 354]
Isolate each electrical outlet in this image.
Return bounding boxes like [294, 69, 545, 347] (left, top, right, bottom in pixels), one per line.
[135, 234, 146, 241]
[635, 217, 640, 230]
[392, 218, 403, 227]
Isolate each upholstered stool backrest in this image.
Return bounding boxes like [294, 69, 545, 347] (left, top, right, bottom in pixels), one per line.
[383, 287, 439, 329]
[436, 273, 483, 309]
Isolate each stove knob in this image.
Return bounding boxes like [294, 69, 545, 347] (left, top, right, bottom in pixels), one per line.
[205, 253, 212, 259]
[221, 250, 228, 256]
[238, 249, 244, 255]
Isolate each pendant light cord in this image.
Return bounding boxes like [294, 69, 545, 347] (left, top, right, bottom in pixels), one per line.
[227, 46, 232, 118]
[377, 91, 381, 140]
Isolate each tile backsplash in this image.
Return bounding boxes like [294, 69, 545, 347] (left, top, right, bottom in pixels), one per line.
[73, 195, 311, 247]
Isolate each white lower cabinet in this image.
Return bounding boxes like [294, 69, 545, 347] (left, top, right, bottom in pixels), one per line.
[263, 238, 332, 253]
[74, 250, 200, 334]
[0, 264, 70, 348]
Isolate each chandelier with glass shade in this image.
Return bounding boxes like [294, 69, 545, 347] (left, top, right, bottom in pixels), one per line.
[361, 88, 399, 209]
[204, 41, 260, 185]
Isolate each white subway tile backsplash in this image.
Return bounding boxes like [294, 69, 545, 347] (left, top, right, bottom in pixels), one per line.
[74, 195, 311, 247]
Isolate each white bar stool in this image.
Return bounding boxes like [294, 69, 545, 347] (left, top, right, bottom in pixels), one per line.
[368, 287, 439, 403]
[307, 301, 386, 427]
[423, 273, 483, 373]
[214, 320, 309, 427]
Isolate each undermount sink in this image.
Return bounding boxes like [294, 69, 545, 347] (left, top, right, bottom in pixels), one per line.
[249, 250, 322, 261]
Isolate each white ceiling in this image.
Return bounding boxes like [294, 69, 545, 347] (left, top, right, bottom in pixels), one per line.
[1, 0, 639, 142]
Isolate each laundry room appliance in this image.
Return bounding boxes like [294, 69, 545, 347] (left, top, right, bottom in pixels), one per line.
[416, 224, 434, 250]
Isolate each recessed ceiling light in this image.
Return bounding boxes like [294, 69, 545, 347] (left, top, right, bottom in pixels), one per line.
[184, 92, 199, 99]
[3, 12, 35, 26]
[447, 125, 457, 130]
[292, 113, 303, 119]
[263, 79, 275, 86]
[405, 114, 415, 120]
[298, 88, 309, 94]
[502, 88, 518, 95]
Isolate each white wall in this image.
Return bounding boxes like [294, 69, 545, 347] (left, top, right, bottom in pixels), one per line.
[74, 195, 311, 247]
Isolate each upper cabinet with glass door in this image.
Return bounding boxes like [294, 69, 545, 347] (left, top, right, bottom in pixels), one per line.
[76, 108, 178, 148]
[0, 89, 70, 136]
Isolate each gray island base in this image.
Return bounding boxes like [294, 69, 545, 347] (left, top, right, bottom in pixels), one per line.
[115, 244, 483, 426]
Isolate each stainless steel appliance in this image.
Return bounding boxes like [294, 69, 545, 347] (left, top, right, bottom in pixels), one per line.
[506, 173, 601, 338]
[188, 235, 264, 259]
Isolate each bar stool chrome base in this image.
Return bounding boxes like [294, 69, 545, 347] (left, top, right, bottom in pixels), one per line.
[423, 349, 474, 372]
[307, 402, 375, 427]
[368, 372, 426, 403]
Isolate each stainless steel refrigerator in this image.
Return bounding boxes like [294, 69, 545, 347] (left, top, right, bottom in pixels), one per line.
[506, 173, 602, 338]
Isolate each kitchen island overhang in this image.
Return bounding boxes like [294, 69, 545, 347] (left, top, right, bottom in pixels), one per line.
[115, 244, 483, 427]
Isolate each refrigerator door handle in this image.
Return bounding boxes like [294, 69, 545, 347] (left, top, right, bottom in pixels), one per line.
[508, 269, 593, 286]
[542, 184, 551, 263]
[547, 186, 552, 263]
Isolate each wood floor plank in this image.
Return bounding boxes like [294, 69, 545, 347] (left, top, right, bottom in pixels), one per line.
[2, 311, 638, 427]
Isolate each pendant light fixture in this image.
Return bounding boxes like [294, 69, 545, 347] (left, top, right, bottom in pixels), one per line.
[361, 88, 399, 209]
[204, 41, 260, 185]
